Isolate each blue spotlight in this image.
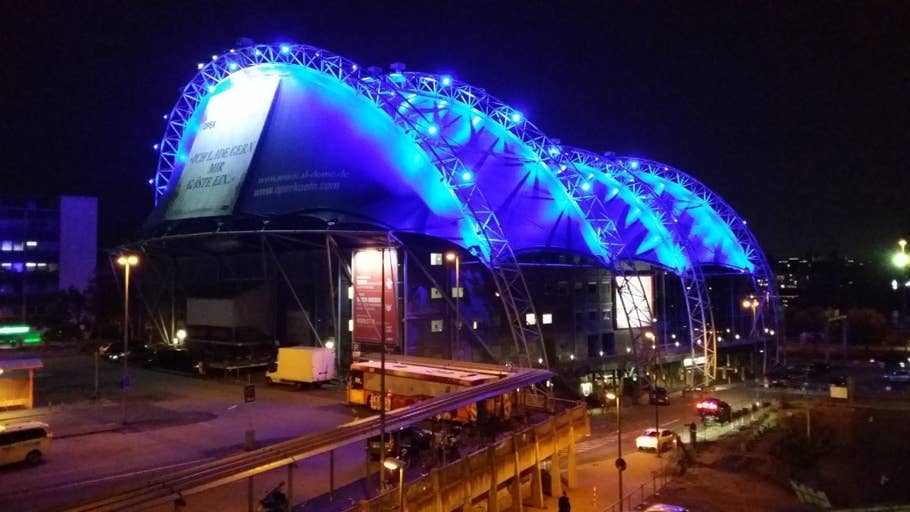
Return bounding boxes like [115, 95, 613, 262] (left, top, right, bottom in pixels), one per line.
[228, 62, 239, 71]
[548, 146, 560, 157]
[461, 171, 473, 182]
[510, 112, 522, 122]
[427, 125, 438, 135]
[280, 44, 291, 54]
[196, 63, 204, 70]
[581, 182, 591, 192]
[152, 143, 159, 150]
[471, 116, 481, 127]
[207, 84, 216, 93]
[352, 64, 358, 71]
[629, 160, 640, 169]
[148, 178, 154, 185]
[441, 75, 452, 86]
[254, 49, 263, 56]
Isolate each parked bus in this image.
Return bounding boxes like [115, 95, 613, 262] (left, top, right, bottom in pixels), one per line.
[346, 358, 518, 422]
[0, 324, 43, 349]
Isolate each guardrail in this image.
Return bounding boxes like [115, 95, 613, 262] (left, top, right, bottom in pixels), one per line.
[65, 368, 553, 511]
[599, 470, 671, 512]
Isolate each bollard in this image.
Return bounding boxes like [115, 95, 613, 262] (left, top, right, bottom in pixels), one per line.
[245, 429, 256, 451]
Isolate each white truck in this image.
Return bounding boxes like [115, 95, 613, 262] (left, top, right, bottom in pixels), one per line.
[265, 346, 336, 388]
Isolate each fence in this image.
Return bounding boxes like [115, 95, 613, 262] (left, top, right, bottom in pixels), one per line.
[599, 470, 671, 512]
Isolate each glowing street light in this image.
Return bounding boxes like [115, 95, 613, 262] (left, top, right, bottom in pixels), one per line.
[383, 457, 408, 510]
[445, 252, 462, 360]
[605, 390, 625, 509]
[116, 253, 139, 424]
[742, 296, 765, 376]
[893, 239, 909, 269]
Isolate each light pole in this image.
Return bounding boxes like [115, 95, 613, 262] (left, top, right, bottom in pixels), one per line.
[116, 253, 139, 425]
[445, 252, 461, 360]
[383, 457, 407, 510]
[742, 297, 763, 375]
[606, 389, 625, 509]
[894, 239, 909, 322]
[645, 331, 661, 458]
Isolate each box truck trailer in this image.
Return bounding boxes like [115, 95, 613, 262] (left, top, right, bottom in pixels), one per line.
[265, 347, 336, 388]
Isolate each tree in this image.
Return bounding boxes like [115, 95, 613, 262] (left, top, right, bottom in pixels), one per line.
[846, 308, 889, 346]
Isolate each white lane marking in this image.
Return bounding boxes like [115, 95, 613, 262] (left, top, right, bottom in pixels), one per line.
[661, 419, 680, 427]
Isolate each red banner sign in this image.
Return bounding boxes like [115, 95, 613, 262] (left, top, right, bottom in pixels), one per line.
[352, 249, 398, 346]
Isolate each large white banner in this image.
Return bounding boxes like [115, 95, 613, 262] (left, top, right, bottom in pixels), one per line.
[165, 73, 280, 220]
[614, 275, 654, 329]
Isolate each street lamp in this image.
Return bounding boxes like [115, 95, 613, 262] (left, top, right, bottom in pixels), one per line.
[742, 297, 764, 376]
[383, 456, 408, 510]
[605, 390, 625, 509]
[445, 252, 462, 360]
[116, 253, 139, 425]
[644, 331, 661, 458]
[894, 239, 909, 321]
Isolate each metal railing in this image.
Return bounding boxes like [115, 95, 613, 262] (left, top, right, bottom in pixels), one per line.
[600, 470, 671, 512]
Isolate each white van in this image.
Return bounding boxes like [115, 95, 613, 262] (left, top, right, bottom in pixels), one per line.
[0, 421, 52, 466]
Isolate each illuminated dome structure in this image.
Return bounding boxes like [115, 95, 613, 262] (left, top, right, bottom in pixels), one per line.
[144, 42, 779, 384]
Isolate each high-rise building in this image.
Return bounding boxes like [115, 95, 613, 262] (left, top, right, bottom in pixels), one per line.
[0, 195, 97, 322]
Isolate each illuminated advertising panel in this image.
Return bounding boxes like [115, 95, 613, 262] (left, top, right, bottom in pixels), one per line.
[614, 275, 654, 329]
[164, 74, 279, 220]
[352, 249, 399, 346]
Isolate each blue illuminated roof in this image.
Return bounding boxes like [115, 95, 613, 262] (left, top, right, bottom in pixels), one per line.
[148, 42, 768, 277]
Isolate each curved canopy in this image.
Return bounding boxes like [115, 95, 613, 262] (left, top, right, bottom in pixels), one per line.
[147, 42, 767, 278]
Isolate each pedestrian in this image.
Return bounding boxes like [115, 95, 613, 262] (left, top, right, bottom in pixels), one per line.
[558, 490, 571, 512]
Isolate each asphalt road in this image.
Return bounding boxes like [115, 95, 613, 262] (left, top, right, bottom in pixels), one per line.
[1, 349, 904, 511]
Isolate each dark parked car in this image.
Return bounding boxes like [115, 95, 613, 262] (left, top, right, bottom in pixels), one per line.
[144, 348, 198, 374]
[367, 426, 432, 462]
[696, 397, 732, 424]
[649, 387, 670, 405]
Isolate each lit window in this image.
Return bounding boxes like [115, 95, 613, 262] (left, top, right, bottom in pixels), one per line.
[451, 286, 464, 298]
[525, 313, 537, 326]
[430, 287, 442, 299]
[12, 242, 24, 251]
[472, 320, 478, 330]
[1, 241, 11, 251]
[0, 262, 10, 269]
[431, 319, 444, 332]
[25, 241, 37, 247]
[348, 319, 353, 332]
[542, 313, 553, 325]
[347, 286, 353, 300]
[430, 253, 443, 266]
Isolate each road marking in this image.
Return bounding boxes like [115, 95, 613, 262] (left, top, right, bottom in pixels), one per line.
[661, 419, 679, 426]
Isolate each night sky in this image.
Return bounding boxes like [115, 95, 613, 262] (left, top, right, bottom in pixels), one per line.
[2, 1, 908, 261]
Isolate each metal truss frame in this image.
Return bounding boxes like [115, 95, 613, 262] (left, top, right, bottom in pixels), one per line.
[628, 162, 782, 341]
[382, 71, 549, 368]
[150, 43, 779, 378]
[152, 44, 545, 368]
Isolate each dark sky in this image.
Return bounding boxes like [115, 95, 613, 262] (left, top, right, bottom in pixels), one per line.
[2, 1, 908, 261]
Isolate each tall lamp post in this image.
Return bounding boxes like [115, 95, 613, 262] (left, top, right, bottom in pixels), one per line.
[742, 297, 762, 375]
[383, 457, 407, 510]
[116, 253, 139, 425]
[894, 239, 909, 322]
[644, 331, 661, 458]
[606, 389, 625, 509]
[445, 252, 462, 360]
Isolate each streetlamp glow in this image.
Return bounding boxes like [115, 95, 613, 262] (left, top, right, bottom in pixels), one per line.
[894, 239, 909, 269]
[116, 253, 139, 425]
[605, 389, 624, 508]
[445, 251, 462, 360]
[383, 457, 408, 510]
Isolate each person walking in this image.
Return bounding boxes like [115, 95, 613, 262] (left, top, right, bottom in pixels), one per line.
[558, 490, 571, 512]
